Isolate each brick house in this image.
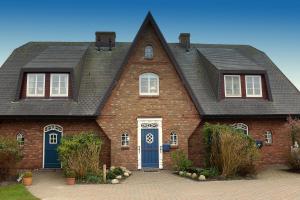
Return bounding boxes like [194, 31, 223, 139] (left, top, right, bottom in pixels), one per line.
[1, 12, 300, 170]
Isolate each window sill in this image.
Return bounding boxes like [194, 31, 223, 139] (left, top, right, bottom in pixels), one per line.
[121, 146, 130, 150]
[139, 95, 159, 98]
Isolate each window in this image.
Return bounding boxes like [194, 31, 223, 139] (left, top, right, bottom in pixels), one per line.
[265, 131, 272, 144]
[26, 73, 45, 97]
[49, 133, 58, 144]
[232, 123, 248, 135]
[145, 45, 153, 59]
[50, 74, 69, 97]
[170, 132, 178, 146]
[16, 132, 25, 146]
[121, 132, 129, 147]
[246, 75, 262, 97]
[224, 75, 241, 97]
[139, 73, 159, 96]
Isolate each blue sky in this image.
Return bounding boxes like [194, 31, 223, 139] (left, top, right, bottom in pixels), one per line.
[0, 0, 299, 89]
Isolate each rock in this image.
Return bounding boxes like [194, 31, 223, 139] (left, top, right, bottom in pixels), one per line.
[116, 175, 122, 180]
[111, 179, 119, 184]
[179, 171, 184, 176]
[110, 166, 115, 171]
[192, 173, 198, 179]
[124, 172, 129, 177]
[186, 172, 192, 177]
[198, 175, 206, 181]
[120, 166, 127, 171]
[125, 170, 132, 175]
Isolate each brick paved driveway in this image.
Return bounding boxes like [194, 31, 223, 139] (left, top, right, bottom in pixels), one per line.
[28, 168, 300, 200]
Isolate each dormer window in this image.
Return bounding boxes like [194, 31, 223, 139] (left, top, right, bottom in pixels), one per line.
[246, 75, 262, 97]
[50, 74, 69, 97]
[144, 45, 153, 59]
[26, 73, 45, 97]
[224, 75, 241, 97]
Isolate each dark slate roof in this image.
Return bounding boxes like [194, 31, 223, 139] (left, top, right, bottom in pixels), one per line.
[0, 42, 130, 117]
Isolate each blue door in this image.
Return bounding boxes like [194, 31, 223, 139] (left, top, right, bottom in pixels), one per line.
[44, 130, 62, 168]
[141, 129, 159, 168]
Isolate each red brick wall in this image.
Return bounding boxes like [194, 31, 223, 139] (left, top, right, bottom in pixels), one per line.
[189, 118, 291, 169]
[0, 119, 111, 169]
[97, 22, 201, 170]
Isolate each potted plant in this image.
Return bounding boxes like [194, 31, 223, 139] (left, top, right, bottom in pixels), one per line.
[22, 171, 33, 186]
[65, 170, 76, 185]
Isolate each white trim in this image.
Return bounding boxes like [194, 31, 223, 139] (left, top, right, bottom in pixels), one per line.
[224, 75, 242, 97]
[137, 118, 163, 169]
[50, 73, 69, 97]
[232, 123, 249, 135]
[42, 124, 63, 169]
[26, 73, 45, 97]
[245, 75, 263, 97]
[139, 73, 159, 96]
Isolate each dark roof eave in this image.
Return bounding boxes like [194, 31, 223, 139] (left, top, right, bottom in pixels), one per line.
[0, 115, 97, 120]
[202, 114, 300, 120]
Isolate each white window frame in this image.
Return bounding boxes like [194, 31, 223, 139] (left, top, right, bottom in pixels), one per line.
[26, 73, 45, 97]
[170, 132, 178, 146]
[245, 75, 263, 97]
[265, 130, 273, 144]
[121, 132, 130, 147]
[224, 75, 242, 97]
[50, 73, 69, 97]
[139, 73, 159, 96]
[145, 45, 153, 59]
[49, 133, 58, 144]
[232, 123, 249, 135]
[16, 132, 25, 146]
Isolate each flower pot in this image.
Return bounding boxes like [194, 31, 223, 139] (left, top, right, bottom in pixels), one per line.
[23, 177, 32, 186]
[66, 177, 76, 185]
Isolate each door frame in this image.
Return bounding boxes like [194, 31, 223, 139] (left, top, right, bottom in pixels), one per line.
[42, 124, 63, 168]
[137, 118, 163, 169]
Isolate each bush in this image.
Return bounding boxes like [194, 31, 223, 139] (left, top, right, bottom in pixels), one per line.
[65, 170, 76, 178]
[85, 171, 103, 184]
[23, 171, 32, 178]
[58, 132, 102, 179]
[171, 150, 192, 171]
[200, 167, 219, 178]
[203, 123, 259, 177]
[0, 136, 22, 181]
[112, 167, 123, 176]
[288, 148, 300, 170]
[106, 170, 116, 180]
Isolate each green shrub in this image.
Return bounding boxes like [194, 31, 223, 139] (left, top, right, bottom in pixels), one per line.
[65, 170, 76, 178]
[203, 123, 259, 177]
[85, 171, 103, 184]
[106, 170, 116, 180]
[23, 171, 32, 178]
[171, 150, 192, 171]
[288, 148, 300, 170]
[186, 167, 203, 174]
[112, 167, 123, 176]
[200, 167, 219, 178]
[0, 136, 23, 181]
[58, 132, 102, 179]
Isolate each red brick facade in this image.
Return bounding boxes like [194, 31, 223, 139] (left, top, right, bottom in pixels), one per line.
[96, 22, 201, 170]
[0, 119, 111, 169]
[189, 118, 292, 169]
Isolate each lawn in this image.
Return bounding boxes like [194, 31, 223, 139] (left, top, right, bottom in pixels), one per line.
[0, 184, 39, 200]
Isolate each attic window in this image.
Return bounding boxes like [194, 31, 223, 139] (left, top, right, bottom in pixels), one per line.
[232, 123, 249, 135]
[50, 74, 69, 97]
[26, 73, 45, 97]
[145, 45, 153, 59]
[139, 73, 159, 96]
[246, 75, 262, 97]
[224, 75, 241, 97]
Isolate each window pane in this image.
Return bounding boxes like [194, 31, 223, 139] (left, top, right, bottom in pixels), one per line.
[225, 76, 232, 95]
[141, 77, 148, 93]
[232, 77, 240, 95]
[150, 78, 157, 93]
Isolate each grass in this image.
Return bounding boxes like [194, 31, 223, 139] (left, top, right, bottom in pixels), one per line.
[0, 184, 39, 200]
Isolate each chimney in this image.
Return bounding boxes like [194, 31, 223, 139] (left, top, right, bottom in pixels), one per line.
[95, 32, 116, 51]
[179, 33, 190, 51]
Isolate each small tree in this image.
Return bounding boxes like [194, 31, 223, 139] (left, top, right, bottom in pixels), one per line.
[171, 150, 192, 171]
[0, 136, 22, 181]
[287, 116, 300, 145]
[58, 132, 102, 179]
[203, 123, 259, 177]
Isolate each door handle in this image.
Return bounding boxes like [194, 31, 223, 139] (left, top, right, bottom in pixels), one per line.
[138, 146, 140, 154]
[160, 146, 162, 153]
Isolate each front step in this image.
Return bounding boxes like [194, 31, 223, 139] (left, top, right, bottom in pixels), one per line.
[142, 168, 159, 172]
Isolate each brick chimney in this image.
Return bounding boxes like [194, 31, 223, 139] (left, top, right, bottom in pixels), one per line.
[95, 32, 116, 51]
[179, 33, 190, 51]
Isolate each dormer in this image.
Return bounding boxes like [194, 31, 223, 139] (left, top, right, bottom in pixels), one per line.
[17, 45, 89, 100]
[197, 47, 272, 101]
